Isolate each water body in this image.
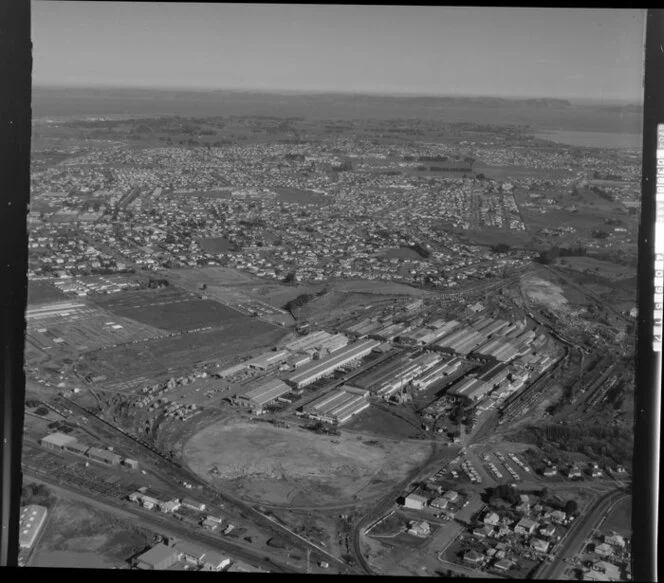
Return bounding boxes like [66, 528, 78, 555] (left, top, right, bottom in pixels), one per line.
[533, 130, 642, 150]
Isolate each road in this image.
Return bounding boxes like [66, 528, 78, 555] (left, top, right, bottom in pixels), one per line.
[535, 488, 629, 580]
[54, 397, 357, 573]
[350, 442, 460, 574]
[23, 470, 295, 573]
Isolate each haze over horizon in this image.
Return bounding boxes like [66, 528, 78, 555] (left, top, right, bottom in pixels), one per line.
[33, 4, 646, 103]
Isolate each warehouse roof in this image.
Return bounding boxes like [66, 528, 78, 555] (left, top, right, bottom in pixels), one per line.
[243, 378, 291, 406]
[136, 543, 178, 568]
[41, 432, 77, 448]
[288, 340, 381, 384]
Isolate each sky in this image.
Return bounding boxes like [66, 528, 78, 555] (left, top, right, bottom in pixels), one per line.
[32, 3, 646, 102]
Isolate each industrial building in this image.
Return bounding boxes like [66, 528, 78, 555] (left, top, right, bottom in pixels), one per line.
[283, 330, 333, 353]
[352, 353, 412, 392]
[286, 339, 381, 389]
[376, 352, 442, 397]
[19, 505, 48, 549]
[411, 356, 463, 391]
[477, 362, 511, 388]
[447, 376, 492, 401]
[135, 543, 180, 570]
[246, 350, 290, 371]
[86, 447, 122, 466]
[64, 441, 90, 456]
[371, 322, 410, 342]
[303, 386, 370, 424]
[217, 362, 248, 379]
[344, 318, 383, 338]
[235, 378, 291, 409]
[39, 432, 77, 451]
[403, 493, 428, 510]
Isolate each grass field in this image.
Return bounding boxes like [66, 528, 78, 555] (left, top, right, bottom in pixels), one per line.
[197, 236, 235, 253]
[381, 247, 423, 261]
[32, 496, 151, 568]
[27, 280, 68, 305]
[602, 497, 631, 538]
[78, 323, 287, 388]
[183, 418, 432, 507]
[273, 186, 330, 206]
[94, 287, 249, 331]
[555, 256, 636, 281]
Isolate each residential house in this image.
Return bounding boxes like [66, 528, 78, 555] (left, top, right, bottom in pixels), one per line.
[484, 512, 500, 527]
[514, 517, 538, 535]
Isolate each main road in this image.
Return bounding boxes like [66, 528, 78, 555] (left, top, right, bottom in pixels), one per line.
[23, 470, 295, 573]
[535, 488, 629, 580]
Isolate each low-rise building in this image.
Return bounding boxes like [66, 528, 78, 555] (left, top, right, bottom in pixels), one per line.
[403, 493, 428, 510]
[18, 505, 48, 549]
[135, 543, 179, 570]
[514, 517, 538, 535]
[408, 520, 431, 537]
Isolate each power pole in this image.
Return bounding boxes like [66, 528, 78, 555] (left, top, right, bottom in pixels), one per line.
[306, 548, 311, 573]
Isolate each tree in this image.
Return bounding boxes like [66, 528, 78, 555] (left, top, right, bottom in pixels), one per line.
[282, 271, 296, 284]
[564, 499, 579, 515]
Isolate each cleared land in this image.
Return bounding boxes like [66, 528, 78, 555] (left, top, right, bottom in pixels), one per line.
[31, 496, 151, 569]
[555, 256, 636, 281]
[520, 275, 569, 311]
[78, 322, 286, 390]
[184, 418, 432, 507]
[93, 287, 252, 331]
[602, 497, 631, 538]
[27, 280, 68, 304]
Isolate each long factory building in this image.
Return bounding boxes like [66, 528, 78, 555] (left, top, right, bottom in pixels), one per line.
[39, 432, 132, 467]
[283, 330, 349, 355]
[411, 356, 463, 390]
[235, 378, 291, 409]
[285, 339, 381, 389]
[447, 361, 511, 401]
[302, 386, 371, 424]
[376, 352, 442, 397]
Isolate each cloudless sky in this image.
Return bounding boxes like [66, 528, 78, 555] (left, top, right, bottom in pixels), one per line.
[32, 3, 646, 102]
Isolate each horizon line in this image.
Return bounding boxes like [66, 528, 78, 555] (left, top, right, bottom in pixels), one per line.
[32, 83, 642, 106]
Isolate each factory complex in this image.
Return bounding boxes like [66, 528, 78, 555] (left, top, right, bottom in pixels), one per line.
[285, 339, 382, 389]
[301, 386, 371, 425]
[220, 311, 553, 422]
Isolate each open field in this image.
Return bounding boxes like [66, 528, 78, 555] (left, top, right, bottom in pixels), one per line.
[31, 495, 151, 568]
[25, 306, 169, 358]
[165, 266, 260, 287]
[27, 280, 68, 304]
[183, 418, 432, 507]
[554, 256, 636, 281]
[475, 162, 574, 181]
[96, 287, 249, 331]
[344, 404, 425, 440]
[273, 186, 330, 206]
[78, 323, 287, 389]
[196, 236, 235, 253]
[601, 496, 631, 538]
[381, 247, 423, 261]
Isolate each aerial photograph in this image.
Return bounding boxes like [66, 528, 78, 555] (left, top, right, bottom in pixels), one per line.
[21, 3, 643, 578]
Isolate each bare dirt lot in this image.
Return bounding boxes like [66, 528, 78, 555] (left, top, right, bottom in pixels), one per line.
[520, 275, 570, 312]
[32, 495, 151, 569]
[183, 418, 432, 507]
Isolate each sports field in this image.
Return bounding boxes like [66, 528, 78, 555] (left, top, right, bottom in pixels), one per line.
[184, 418, 432, 507]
